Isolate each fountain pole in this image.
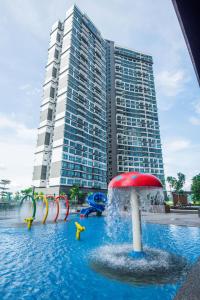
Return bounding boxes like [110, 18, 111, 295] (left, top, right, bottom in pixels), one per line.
[108, 172, 163, 254]
[130, 188, 142, 252]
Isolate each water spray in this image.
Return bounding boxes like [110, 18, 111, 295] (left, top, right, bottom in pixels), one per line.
[90, 172, 188, 284]
[108, 172, 162, 255]
[20, 195, 36, 229]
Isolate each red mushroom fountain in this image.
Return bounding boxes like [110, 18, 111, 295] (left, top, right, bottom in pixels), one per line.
[91, 172, 188, 284]
[108, 172, 163, 255]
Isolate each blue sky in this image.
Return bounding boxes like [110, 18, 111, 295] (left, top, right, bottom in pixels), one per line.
[0, 0, 199, 191]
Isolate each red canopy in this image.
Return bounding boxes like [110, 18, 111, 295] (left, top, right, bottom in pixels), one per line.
[108, 172, 163, 188]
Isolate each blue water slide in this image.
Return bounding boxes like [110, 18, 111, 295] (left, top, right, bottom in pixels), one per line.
[80, 192, 107, 217]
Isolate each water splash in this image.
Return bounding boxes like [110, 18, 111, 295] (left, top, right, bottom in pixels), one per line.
[90, 244, 188, 285]
[90, 186, 188, 284]
[18, 201, 33, 222]
[106, 187, 164, 240]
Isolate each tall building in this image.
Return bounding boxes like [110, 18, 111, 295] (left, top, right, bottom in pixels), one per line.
[33, 5, 165, 194]
[106, 42, 165, 184]
[33, 5, 107, 194]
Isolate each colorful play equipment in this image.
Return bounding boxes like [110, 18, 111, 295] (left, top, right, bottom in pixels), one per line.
[54, 196, 60, 222]
[80, 192, 107, 217]
[35, 194, 49, 224]
[63, 196, 70, 221]
[24, 217, 34, 230]
[46, 195, 60, 223]
[108, 171, 163, 254]
[75, 222, 85, 240]
[20, 195, 36, 229]
[20, 194, 70, 229]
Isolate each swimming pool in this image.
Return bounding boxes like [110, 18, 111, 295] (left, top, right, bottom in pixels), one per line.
[0, 215, 200, 300]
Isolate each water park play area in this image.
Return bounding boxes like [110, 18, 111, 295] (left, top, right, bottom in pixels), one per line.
[1, 172, 200, 300]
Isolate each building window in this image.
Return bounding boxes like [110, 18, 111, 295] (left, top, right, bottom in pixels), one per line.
[41, 166, 47, 180]
[57, 33, 61, 43]
[54, 49, 59, 59]
[52, 67, 57, 78]
[44, 132, 50, 145]
[47, 108, 53, 121]
[50, 87, 55, 98]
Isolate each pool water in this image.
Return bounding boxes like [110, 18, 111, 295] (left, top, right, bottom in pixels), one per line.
[0, 215, 200, 300]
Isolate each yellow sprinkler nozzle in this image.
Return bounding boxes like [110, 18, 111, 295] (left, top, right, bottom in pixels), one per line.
[75, 222, 85, 240]
[24, 217, 34, 230]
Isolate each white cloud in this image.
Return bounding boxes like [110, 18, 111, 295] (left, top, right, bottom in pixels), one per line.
[0, 114, 37, 191]
[156, 70, 187, 97]
[163, 137, 199, 190]
[0, 141, 35, 192]
[194, 101, 200, 114]
[155, 69, 190, 111]
[0, 114, 36, 143]
[0, 163, 6, 171]
[19, 83, 41, 96]
[167, 138, 190, 152]
[3, 0, 49, 41]
[19, 84, 31, 90]
[189, 99, 200, 125]
[189, 116, 200, 126]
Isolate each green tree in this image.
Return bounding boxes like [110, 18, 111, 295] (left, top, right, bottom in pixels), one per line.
[166, 172, 185, 193]
[21, 187, 33, 196]
[34, 191, 39, 197]
[69, 185, 83, 206]
[0, 179, 11, 187]
[166, 176, 176, 191]
[191, 174, 200, 202]
[14, 191, 21, 202]
[60, 192, 66, 196]
[34, 191, 44, 200]
[0, 179, 11, 200]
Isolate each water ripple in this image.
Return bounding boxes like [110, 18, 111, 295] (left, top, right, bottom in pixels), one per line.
[0, 217, 200, 300]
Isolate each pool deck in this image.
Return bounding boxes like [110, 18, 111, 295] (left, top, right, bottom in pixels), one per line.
[174, 257, 200, 300]
[142, 211, 200, 300]
[1, 209, 200, 299]
[142, 212, 200, 227]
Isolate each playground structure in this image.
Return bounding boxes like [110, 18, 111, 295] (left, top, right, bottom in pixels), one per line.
[20, 195, 36, 229]
[20, 194, 70, 229]
[75, 222, 85, 240]
[80, 192, 107, 217]
[35, 194, 49, 224]
[20, 191, 107, 230]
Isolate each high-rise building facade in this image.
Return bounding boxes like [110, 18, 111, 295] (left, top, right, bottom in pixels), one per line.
[33, 5, 107, 194]
[106, 42, 165, 185]
[33, 5, 165, 194]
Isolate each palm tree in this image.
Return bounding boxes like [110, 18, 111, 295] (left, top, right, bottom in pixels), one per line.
[20, 187, 33, 196]
[166, 173, 186, 206]
[166, 173, 185, 193]
[0, 179, 11, 201]
[166, 176, 176, 192]
[69, 185, 83, 207]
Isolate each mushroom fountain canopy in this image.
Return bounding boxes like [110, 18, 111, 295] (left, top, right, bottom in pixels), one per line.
[108, 172, 163, 189]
